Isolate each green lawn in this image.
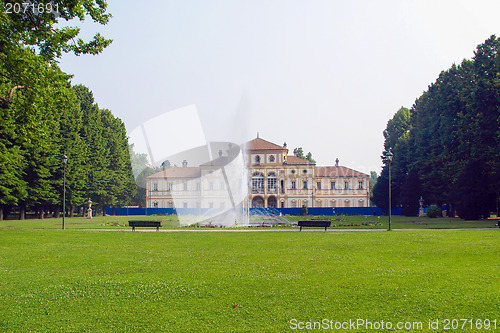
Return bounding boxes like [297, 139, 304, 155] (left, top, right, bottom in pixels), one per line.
[0, 214, 497, 230]
[0, 226, 498, 332]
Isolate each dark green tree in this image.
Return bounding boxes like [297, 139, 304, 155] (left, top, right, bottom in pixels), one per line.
[375, 36, 500, 219]
[293, 147, 315, 163]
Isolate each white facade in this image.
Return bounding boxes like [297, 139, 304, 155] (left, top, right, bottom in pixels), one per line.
[146, 138, 370, 209]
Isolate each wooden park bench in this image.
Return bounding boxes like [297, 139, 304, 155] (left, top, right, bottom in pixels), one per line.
[298, 220, 331, 231]
[129, 220, 162, 231]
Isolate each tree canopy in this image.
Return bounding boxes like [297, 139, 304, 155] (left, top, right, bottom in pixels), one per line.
[373, 36, 500, 219]
[293, 147, 316, 163]
[0, 1, 136, 219]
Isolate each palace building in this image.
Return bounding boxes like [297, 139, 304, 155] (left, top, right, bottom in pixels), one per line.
[146, 137, 370, 209]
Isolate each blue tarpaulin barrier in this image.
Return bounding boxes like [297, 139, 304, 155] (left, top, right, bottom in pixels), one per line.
[106, 206, 385, 216]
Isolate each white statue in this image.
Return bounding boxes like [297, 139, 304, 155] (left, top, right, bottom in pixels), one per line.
[87, 198, 92, 219]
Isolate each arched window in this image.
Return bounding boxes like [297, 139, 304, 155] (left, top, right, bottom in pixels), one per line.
[252, 196, 265, 208]
[252, 173, 264, 192]
[269, 155, 275, 162]
[345, 200, 350, 207]
[268, 172, 277, 192]
[255, 155, 260, 164]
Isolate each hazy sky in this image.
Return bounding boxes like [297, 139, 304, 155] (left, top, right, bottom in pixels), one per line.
[58, 0, 500, 174]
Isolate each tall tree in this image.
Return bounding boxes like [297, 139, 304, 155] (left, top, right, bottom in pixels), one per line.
[375, 36, 500, 219]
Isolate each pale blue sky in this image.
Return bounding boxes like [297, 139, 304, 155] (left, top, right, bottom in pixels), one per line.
[59, 0, 500, 174]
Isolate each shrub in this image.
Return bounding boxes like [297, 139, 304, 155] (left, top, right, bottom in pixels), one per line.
[426, 205, 441, 218]
[301, 204, 308, 216]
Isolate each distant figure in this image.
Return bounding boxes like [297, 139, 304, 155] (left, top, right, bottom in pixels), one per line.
[87, 198, 92, 219]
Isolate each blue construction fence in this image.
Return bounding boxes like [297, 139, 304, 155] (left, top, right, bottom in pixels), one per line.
[106, 206, 395, 216]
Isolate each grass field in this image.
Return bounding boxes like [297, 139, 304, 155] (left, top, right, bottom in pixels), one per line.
[0, 214, 497, 230]
[0, 221, 498, 332]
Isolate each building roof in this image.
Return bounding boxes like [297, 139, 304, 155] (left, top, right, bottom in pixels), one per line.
[315, 166, 368, 177]
[285, 155, 316, 165]
[200, 156, 230, 167]
[147, 167, 201, 179]
[245, 138, 286, 151]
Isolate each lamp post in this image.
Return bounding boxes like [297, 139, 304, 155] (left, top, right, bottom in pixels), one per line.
[384, 150, 393, 231]
[419, 196, 424, 217]
[62, 154, 68, 230]
[311, 186, 315, 208]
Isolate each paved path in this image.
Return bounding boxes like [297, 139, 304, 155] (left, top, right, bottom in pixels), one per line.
[81, 228, 497, 232]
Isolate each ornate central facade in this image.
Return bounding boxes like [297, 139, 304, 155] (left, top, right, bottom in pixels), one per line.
[245, 138, 370, 208]
[146, 137, 370, 209]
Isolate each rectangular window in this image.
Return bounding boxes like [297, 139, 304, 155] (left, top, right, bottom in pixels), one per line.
[345, 181, 349, 190]
[268, 177, 277, 192]
[183, 183, 188, 191]
[168, 183, 173, 191]
[252, 174, 264, 192]
[331, 181, 335, 190]
[220, 182, 225, 190]
[196, 182, 201, 191]
[153, 183, 158, 191]
[209, 182, 214, 190]
[359, 181, 363, 189]
[303, 181, 307, 189]
[183, 202, 188, 208]
[209, 202, 214, 208]
[291, 201, 297, 208]
[291, 181, 296, 189]
[317, 182, 321, 190]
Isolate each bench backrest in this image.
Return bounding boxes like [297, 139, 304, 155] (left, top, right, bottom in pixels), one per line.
[129, 220, 162, 227]
[298, 220, 331, 227]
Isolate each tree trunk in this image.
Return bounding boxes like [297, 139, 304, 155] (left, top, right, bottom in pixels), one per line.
[39, 206, 44, 219]
[69, 205, 74, 217]
[112, 206, 116, 216]
[0, 205, 3, 221]
[54, 205, 60, 218]
[19, 204, 25, 220]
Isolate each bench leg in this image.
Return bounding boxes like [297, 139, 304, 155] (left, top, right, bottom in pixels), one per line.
[325, 227, 327, 231]
[300, 226, 302, 231]
[132, 226, 135, 231]
[156, 226, 159, 231]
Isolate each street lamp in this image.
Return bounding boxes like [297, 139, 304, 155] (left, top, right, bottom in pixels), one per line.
[419, 196, 424, 217]
[311, 186, 315, 208]
[383, 150, 393, 231]
[62, 154, 67, 230]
